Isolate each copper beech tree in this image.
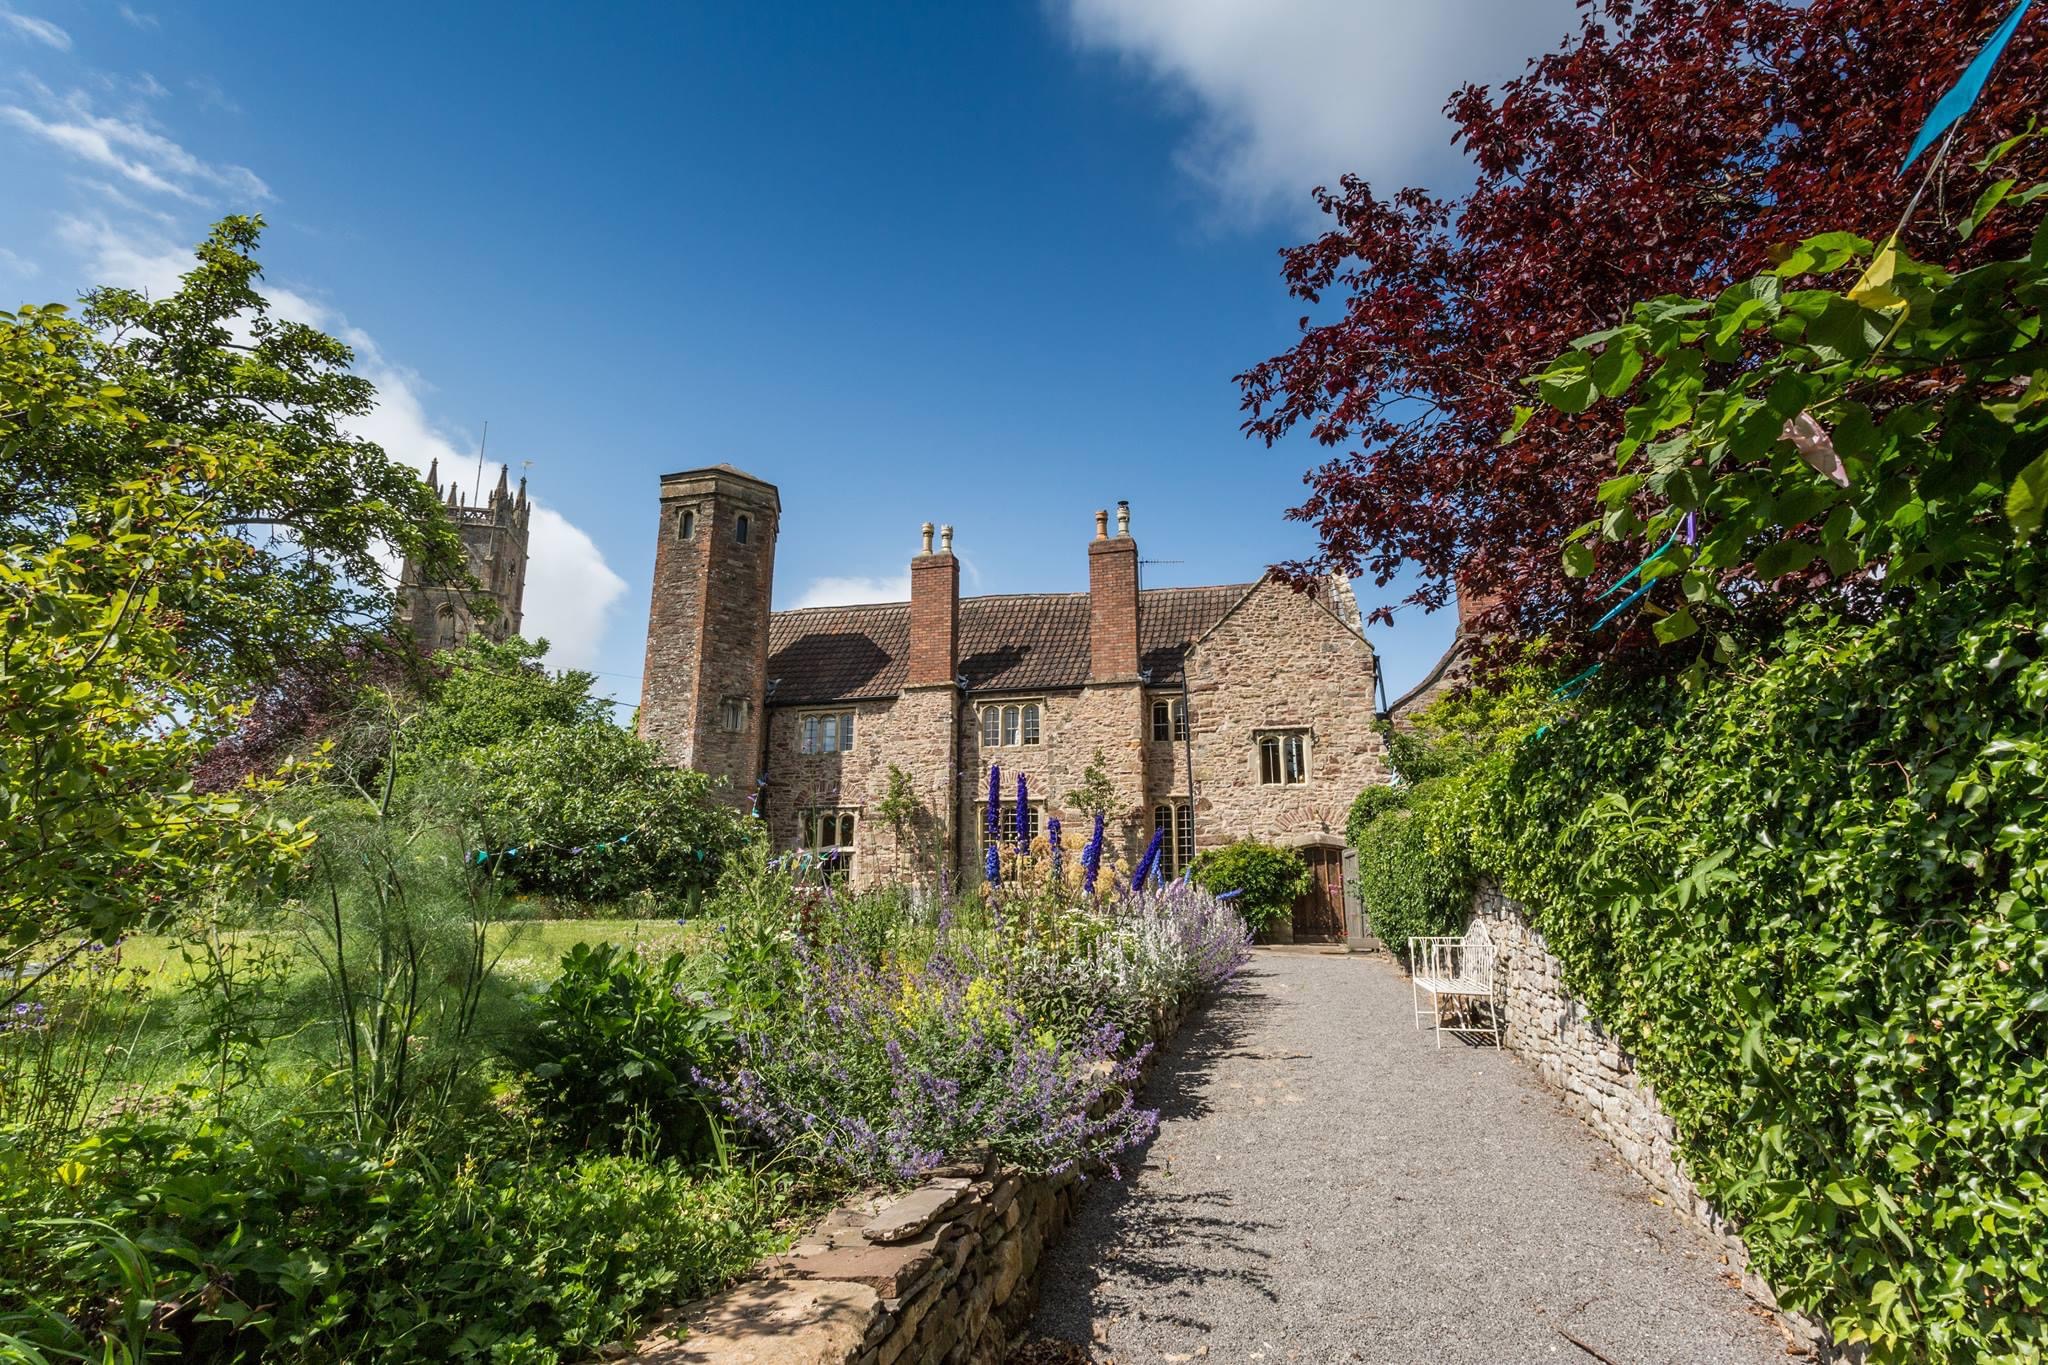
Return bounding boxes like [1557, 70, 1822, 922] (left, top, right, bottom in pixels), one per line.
[1239, 0, 2048, 655]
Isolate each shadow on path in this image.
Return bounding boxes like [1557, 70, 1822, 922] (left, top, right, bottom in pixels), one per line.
[1024, 951, 1793, 1365]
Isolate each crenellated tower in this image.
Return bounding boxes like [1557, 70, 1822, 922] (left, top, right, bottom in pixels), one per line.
[637, 465, 780, 803]
[398, 460, 531, 650]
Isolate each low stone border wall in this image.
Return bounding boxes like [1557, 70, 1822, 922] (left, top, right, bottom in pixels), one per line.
[632, 1001, 1191, 1365]
[1463, 881, 1842, 1359]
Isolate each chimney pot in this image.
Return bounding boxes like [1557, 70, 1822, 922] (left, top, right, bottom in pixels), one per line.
[1116, 501, 1131, 537]
[1094, 509, 1109, 540]
[940, 524, 953, 553]
[921, 521, 935, 555]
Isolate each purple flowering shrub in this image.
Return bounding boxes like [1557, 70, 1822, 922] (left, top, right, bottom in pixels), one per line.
[703, 936, 1157, 1185]
[990, 881, 1253, 1048]
[701, 879, 1251, 1187]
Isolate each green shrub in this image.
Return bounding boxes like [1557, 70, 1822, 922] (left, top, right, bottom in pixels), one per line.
[0, 1115, 781, 1363]
[1345, 783, 1407, 850]
[524, 941, 733, 1158]
[1351, 780, 1476, 966]
[1189, 840, 1309, 933]
[454, 723, 747, 906]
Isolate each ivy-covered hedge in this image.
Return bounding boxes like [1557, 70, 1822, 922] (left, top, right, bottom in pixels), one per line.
[1394, 564, 2048, 1362]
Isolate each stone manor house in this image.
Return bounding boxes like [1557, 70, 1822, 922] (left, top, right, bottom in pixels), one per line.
[636, 465, 1388, 940]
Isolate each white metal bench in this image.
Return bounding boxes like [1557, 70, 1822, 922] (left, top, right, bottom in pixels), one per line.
[1409, 935, 1501, 1049]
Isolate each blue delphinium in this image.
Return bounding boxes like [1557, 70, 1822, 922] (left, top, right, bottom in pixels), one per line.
[1046, 817, 1063, 884]
[1129, 827, 1165, 891]
[1014, 774, 1029, 850]
[1080, 812, 1104, 894]
[985, 764, 1002, 883]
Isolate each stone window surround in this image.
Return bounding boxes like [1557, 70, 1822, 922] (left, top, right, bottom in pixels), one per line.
[1255, 727, 1311, 785]
[674, 503, 698, 541]
[801, 807, 859, 876]
[977, 801, 1044, 851]
[797, 708, 857, 755]
[718, 696, 750, 733]
[977, 698, 1044, 748]
[1152, 800, 1194, 875]
[1149, 695, 1188, 743]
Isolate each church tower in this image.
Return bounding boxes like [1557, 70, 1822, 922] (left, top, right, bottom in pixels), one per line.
[638, 465, 779, 803]
[398, 460, 531, 650]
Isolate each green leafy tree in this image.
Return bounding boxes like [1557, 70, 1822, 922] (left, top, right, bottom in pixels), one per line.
[1526, 171, 2048, 676]
[400, 636, 610, 765]
[453, 724, 747, 905]
[6, 217, 465, 690]
[0, 306, 318, 957]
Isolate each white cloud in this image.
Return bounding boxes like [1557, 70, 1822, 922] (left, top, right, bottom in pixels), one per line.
[58, 218, 631, 672]
[118, 6, 160, 30]
[0, 245, 40, 279]
[2, 89, 269, 203]
[0, 6, 70, 50]
[790, 574, 914, 610]
[57, 214, 190, 295]
[1057, 0, 1579, 222]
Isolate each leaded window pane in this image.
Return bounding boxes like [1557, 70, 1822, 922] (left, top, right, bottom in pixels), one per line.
[821, 715, 838, 753]
[841, 711, 854, 749]
[982, 708, 1000, 747]
[1259, 735, 1281, 784]
[1021, 704, 1040, 745]
[1002, 705, 1019, 746]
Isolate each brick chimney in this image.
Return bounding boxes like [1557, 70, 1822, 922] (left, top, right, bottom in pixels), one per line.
[1088, 501, 1140, 682]
[908, 521, 959, 687]
[1455, 564, 1503, 636]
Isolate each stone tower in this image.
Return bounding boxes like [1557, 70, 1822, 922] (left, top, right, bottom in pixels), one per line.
[637, 465, 780, 803]
[397, 460, 531, 650]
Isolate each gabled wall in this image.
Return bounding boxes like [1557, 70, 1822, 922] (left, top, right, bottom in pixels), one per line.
[1183, 578, 1387, 848]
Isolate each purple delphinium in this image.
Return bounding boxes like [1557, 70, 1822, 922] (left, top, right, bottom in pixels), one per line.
[985, 764, 1002, 883]
[1129, 826, 1165, 892]
[1014, 773, 1029, 851]
[1046, 817, 1062, 884]
[1080, 812, 1104, 894]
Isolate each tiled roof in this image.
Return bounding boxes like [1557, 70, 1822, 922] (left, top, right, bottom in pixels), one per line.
[766, 584, 1255, 706]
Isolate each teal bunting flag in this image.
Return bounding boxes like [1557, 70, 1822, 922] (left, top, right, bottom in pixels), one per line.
[1902, 0, 2036, 172]
[472, 832, 635, 865]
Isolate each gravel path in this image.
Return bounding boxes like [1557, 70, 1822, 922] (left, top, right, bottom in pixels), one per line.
[1029, 950, 1791, 1365]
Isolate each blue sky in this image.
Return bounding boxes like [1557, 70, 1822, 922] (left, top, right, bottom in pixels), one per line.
[0, 0, 1580, 709]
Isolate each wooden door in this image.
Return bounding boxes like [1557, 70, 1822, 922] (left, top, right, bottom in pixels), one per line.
[1292, 846, 1347, 942]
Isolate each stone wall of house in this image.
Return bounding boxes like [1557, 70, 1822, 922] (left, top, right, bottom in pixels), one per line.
[765, 688, 958, 889]
[958, 682, 1150, 869]
[1182, 578, 1386, 850]
[1464, 881, 1839, 1359]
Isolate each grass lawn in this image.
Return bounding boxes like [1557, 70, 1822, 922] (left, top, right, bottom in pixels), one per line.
[107, 915, 707, 989]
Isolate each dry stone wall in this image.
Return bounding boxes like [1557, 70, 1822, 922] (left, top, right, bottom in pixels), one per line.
[632, 1001, 1190, 1365]
[1465, 882, 1841, 1359]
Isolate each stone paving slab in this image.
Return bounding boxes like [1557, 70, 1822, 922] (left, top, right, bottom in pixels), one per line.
[1029, 951, 1796, 1364]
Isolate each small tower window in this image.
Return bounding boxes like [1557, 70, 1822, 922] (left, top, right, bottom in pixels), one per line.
[735, 513, 750, 545]
[677, 508, 696, 541]
[719, 697, 748, 732]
